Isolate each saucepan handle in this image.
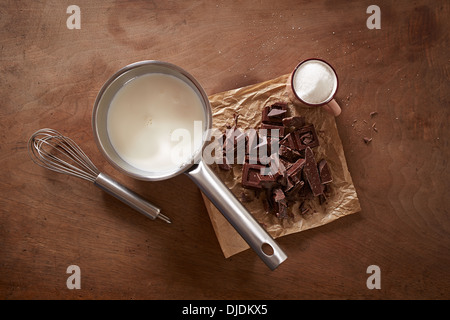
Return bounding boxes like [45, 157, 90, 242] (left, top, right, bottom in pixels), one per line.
[187, 160, 287, 270]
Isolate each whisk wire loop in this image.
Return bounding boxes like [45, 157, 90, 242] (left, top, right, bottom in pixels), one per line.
[28, 128, 100, 182]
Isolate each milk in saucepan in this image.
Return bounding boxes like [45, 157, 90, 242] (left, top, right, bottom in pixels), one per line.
[107, 73, 205, 173]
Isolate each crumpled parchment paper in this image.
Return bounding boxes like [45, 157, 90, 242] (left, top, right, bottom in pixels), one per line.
[203, 74, 361, 258]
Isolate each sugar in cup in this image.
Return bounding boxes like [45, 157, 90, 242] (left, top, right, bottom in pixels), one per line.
[287, 59, 341, 116]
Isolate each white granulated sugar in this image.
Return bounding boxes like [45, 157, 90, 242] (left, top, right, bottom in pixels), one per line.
[293, 61, 335, 104]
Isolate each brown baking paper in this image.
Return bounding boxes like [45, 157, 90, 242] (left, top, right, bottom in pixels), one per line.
[203, 74, 361, 258]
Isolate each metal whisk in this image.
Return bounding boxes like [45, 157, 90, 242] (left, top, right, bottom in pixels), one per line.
[28, 128, 171, 223]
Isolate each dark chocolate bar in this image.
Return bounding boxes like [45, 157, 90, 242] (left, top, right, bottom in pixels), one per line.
[303, 147, 323, 196]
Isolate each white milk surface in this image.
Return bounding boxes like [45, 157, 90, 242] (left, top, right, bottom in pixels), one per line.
[107, 73, 205, 173]
[293, 60, 336, 104]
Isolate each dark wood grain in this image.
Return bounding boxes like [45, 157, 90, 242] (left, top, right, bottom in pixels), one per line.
[0, 0, 449, 299]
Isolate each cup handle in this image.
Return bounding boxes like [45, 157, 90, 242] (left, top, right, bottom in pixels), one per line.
[322, 99, 341, 116]
[186, 160, 287, 270]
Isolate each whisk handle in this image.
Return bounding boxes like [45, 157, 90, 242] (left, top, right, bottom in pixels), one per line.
[94, 173, 161, 221]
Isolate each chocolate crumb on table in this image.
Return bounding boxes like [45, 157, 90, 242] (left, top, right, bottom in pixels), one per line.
[363, 137, 373, 144]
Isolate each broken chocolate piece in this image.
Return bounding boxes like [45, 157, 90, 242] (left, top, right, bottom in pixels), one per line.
[292, 124, 319, 150]
[284, 158, 305, 195]
[257, 170, 279, 189]
[282, 116, 306, 129]
[287, 158, 306, 180]
[260, 123, 285, 138]
[261, 103, 288, 124]
[272, 188, 289, 219]
[285, 180, 305, 199]
[318, 159, 333, 184]
[279, 132, 297, 150]
[242, 163, 265, 189]
[275, 160, 289, 188]
[303, 147, 323, 197]
[273, 188, 286, 202]
[279, 145, 301, 163]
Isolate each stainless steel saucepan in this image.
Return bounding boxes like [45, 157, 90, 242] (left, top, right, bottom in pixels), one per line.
[92, 60, 287, 270]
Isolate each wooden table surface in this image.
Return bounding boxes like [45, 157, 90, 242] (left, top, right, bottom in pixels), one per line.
[1, 0, 449, 300]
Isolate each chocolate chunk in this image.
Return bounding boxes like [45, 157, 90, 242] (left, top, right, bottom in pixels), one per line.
[279, 133, 297, 150]
[273, 188, 286, 202]
[285, 180, 305, 198]
[242, 163, 265, 189]
[318, 159, 333, 184]
[282, 116, 306, 129]
[279, 158, 293, 171]
[279, 145, 301, 163]
[284, 158, 305, 195]
[261, 103, 288, 124]
[292, 124, 319, 150]
[300, 132, 312, 145]
[275, 160, 289, 188]
[272, 188, 289, 219]
[260, 123, 285, 138]
[258, 170, 279, 189]
[303, 147, 323, 196]
[253, 135, 278, 161]
[287, 158, 306, 179]
[283, 176, 295, 192]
